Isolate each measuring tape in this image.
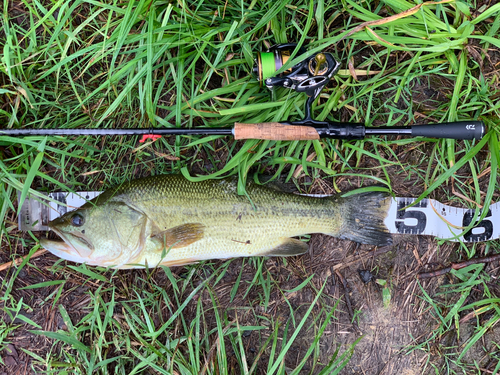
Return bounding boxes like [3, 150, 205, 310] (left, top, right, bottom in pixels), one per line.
[18, 192, 500, 242]
[384, 197, 499, 242]
[18, 191, 102, 232]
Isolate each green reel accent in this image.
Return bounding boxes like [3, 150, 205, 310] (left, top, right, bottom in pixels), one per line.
[260, 52, 277, 80]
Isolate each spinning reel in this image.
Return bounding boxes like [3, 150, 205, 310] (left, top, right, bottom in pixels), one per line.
[254, 44, 340, 125]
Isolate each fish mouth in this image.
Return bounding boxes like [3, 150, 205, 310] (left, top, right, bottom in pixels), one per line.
[40, 238, 90, 264]
[40, 228, 94, 264]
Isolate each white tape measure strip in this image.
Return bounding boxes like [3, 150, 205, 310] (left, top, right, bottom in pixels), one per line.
[18, 191, 102, 231]
[385, 197, 499, 242]
[18, 192, 500, 242]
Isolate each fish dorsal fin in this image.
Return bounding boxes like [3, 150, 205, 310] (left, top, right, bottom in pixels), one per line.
[266, 238, 308, 256]
[151, 223, 205, 250]
[254, 175, 296, 193]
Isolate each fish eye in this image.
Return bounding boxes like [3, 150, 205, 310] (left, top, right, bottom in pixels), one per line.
[71, 214, 85, 227]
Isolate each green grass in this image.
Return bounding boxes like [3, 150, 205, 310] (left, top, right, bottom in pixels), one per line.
[413, 257, 500, 373]
[1, 0, 500, 373]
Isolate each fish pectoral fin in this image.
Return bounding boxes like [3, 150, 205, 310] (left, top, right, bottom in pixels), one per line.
[151, 223, 205, 250]
[265, 238, 308, 256]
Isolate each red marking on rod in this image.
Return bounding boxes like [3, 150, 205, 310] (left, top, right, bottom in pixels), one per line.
[139, 134, 162, 143]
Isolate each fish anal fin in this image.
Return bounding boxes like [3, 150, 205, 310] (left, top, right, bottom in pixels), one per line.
[160, 258, 198, 267]
[152, 223, 205, 250]
[120, 258, 199, 269]
[265, 238, 308, 257]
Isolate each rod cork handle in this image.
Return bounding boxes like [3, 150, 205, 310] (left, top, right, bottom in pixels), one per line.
[234, 122, 320, 140]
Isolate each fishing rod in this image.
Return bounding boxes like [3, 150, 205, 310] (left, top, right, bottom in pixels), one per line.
[0, 44, 485, 142]
[0, 120, 484, 141]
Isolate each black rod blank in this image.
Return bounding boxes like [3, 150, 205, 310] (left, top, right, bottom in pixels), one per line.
[0, 128, 234, 136]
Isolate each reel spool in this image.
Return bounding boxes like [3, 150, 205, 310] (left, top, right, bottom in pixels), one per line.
[254, 43, 306, 82]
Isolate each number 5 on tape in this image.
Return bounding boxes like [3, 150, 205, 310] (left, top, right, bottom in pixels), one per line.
[384, 198, 499, 242]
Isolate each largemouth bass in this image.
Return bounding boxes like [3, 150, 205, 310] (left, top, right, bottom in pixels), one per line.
[40, 175, 392, 268]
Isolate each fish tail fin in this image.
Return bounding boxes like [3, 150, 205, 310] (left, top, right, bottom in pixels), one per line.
[338, 191, 392, 246]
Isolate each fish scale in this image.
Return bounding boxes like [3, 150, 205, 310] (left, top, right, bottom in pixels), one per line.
[39, 175, 391, 269]
[121, 177, 337, 263]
